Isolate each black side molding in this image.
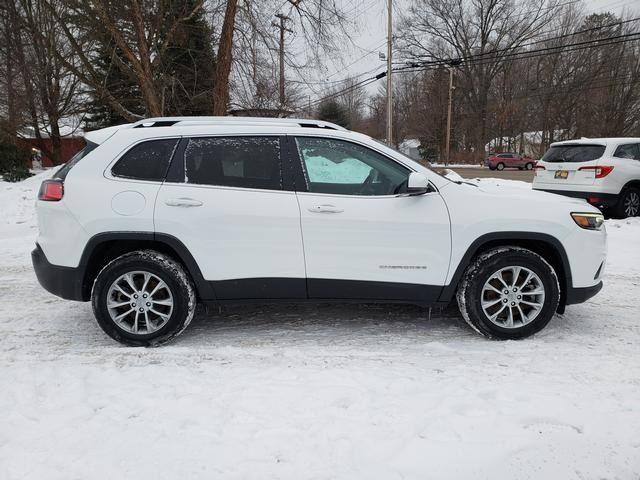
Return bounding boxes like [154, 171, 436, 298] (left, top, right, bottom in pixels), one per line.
[437, 232, 573, 310]
[76, 232, 214, 301]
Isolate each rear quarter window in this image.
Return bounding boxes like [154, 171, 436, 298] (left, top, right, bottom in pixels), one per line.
[111, 139, 179, 181]
[541, 145, 605, 163]
[613, 144, 640, 160]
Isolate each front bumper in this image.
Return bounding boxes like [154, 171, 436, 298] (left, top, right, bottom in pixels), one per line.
[534, 188, 618, 208]
[31, 244, 85, 301]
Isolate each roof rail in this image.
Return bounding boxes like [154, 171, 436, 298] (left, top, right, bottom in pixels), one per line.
[130, 116, 348, 131]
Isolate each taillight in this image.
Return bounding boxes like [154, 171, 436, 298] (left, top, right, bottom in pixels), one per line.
[578, 165, 614, 179]
[533, 165, 545, 176]
[38, 179, 64, 201]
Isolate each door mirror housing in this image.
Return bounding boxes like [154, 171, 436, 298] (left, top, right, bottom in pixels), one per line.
[406, 172, 431, 195]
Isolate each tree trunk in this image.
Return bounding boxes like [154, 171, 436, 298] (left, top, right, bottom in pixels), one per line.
[49, 118, 62, 165]
[212, 0, 238, 115]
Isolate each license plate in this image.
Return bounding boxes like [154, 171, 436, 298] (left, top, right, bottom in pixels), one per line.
[554, 170, 569, 179]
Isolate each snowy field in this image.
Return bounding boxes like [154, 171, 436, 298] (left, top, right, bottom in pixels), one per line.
[1, 172, 639, 480]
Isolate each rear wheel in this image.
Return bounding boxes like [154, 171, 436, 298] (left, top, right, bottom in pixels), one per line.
[496, 162, 505, 171]
[91, 250, 196, 346]
[613, 188, 640, 218]
[456, 247, 560, 339]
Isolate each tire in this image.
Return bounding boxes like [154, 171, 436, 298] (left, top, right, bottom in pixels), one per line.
[496, 163, 505, 171]
[489, 166, 496, 171]
[456, 247, 560, 340]
[612, 188, 640, 218]
[91, 250, 196, 346]
[525, 162, 533, 170]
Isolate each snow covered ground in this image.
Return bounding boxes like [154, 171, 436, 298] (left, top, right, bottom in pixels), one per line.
[1, 172, 639, 480]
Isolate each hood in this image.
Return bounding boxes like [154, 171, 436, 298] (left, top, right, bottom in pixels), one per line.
[472, 180, 595, 209]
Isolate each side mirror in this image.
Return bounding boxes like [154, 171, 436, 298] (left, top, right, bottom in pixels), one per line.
[406, 172, 431, 196]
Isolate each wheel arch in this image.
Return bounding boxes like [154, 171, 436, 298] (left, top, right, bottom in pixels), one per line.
[621, 180, 640, 193]
[78, 232, 214, 302]
[438, 232, 571, 313]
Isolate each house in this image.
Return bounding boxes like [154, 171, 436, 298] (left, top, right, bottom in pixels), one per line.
[17, 123, 85, 167]
[398, 138, 422, 161]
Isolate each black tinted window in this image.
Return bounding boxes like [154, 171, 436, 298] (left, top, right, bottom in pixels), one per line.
[614, 144, 640, 160]
[112, 139, 178, 180]
[542, 145, 605, 163]
[185, 137, 281, 190]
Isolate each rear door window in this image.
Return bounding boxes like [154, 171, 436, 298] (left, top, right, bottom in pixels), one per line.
[613, 144, 640, 160]
[184, 136, 282, 190]
[111, 139, 179, 181]
[541, 145, 605, 163]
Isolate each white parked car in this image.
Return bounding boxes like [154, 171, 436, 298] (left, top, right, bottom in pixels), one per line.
[32, 117, 607, 346]
[532, 138, 640, 218]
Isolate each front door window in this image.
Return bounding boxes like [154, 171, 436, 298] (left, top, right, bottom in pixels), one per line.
[295, 137, 410, 195]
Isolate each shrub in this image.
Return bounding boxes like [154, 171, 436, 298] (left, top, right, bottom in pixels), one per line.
[0, 141, 33, 182]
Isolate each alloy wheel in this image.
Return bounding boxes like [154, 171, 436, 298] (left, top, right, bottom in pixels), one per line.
[106, 270, 174, 334]
[480, 266, 545, 328]
[624, 191, 640, 217]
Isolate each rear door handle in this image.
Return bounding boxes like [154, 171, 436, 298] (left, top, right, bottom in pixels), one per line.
[165, 198, 203, 207]
[308, 204, 344, 213]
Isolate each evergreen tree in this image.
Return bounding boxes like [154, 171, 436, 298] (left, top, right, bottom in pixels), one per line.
[160, 0, 216, 116]
[84, 37, 144, 130]
[318, 100, 350, 128]
[85, 1, 215, 129]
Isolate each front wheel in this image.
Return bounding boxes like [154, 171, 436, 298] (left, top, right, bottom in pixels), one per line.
[525, 162, 533, 170]
[496, 162, 505, 171]
[91, 250, 196, 346]
[456, 247, 560, 339]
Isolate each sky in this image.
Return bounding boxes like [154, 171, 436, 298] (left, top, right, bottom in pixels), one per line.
[291, 0, 640, 105]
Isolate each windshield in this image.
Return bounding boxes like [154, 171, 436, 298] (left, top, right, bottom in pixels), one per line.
[541, 144, 605, 163]
[54, 141, 97, 180]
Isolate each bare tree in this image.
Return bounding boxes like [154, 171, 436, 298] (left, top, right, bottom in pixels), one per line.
[211, 0, 355, 115]
[38, 0, 207, 120]
[0, 0, 84, 163]
[399, 0, 561, 158]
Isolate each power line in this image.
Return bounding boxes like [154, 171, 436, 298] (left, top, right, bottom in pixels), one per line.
[303, 31, 640, 109]
[400, 17, 640, 64]
[306, 14, 640, 108]
[395, 33, 640, 74]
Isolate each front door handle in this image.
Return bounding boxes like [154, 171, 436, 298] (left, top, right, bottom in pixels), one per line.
[308, 204, 344, 213]
[165, 198, 203, 207]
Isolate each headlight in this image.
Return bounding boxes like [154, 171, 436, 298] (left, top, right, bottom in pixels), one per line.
[571, 212, 605, 230]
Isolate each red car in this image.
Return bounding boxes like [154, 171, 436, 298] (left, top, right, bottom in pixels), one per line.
[486, 152, 536, 171]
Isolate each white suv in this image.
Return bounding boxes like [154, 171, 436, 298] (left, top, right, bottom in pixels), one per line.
[533, 138, 640, 218]
[32, 117, 607, 346]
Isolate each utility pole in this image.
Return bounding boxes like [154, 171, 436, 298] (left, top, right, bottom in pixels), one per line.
[386, 0, 393, 145]
[445, 67, 454, 166]
[445, 59, 461, 166]
[273, 13, 292, 112]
